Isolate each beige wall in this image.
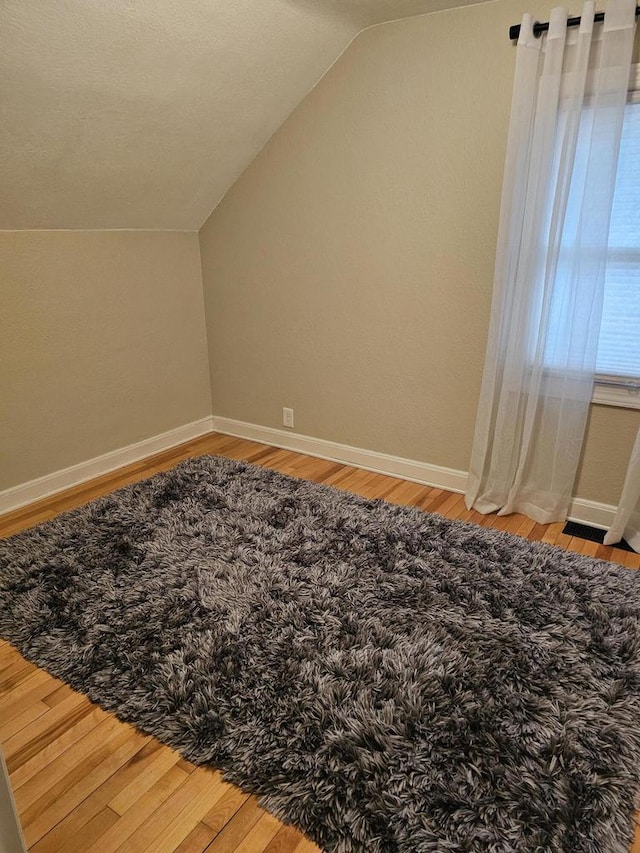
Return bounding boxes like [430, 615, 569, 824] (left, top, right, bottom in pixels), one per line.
[0, 749, 25, 853]
[0, 231, 211, 490]
[199, 0, 640, 507]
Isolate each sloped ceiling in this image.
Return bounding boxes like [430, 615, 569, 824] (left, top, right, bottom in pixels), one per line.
[1, 0, 491, 230]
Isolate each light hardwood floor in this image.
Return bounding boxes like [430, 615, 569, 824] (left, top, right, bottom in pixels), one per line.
[1, 431, 639, 852]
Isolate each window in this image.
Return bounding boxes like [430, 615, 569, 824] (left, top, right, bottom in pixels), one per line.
[540, 66, 640, 409]
[592, 84, 640, 408]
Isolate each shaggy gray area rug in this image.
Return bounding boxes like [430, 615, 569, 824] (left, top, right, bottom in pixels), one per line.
[2, 456, 640, 852]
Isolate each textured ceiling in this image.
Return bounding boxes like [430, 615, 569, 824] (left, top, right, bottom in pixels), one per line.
[1, 0, 490, 230]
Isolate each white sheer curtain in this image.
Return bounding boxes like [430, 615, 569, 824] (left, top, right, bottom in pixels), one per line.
[605, 430, 640, 550]
[466, 0, 637, 524]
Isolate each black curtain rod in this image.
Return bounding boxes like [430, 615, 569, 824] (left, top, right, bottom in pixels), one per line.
[509, 6, 640, 40]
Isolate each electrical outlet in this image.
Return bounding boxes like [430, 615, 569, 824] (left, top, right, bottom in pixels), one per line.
[282, 407, 294, 429]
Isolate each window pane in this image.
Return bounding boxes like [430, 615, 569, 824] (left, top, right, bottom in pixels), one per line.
[596, 101, 640, 379]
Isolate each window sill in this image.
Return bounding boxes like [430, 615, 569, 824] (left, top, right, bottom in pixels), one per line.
[592, 383, 640, 410]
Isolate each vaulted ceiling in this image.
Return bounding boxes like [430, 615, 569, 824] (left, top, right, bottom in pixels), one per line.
[2, 0, 490, 230]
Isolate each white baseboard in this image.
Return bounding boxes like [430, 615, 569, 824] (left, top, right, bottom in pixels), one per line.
[212, 416, 618, 531]
[1, 412, 618, 532]
[212, 417, 468, 492]
[567, 498, 616, 531]
[0, 417, 215, 515]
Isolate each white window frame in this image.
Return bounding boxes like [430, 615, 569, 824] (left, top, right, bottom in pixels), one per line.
[592, 63, 640, 410]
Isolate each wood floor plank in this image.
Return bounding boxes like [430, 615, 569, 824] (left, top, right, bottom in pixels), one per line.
[328, 469, 381, 498]
[415, 487, 443, 510]
[41, 683, 78, 708]
[434, 492, 465, 518]
[86, 765, 190, 853]
[3, 692, 92, 765]
[541, 521, 565, 546]
[23, 730, 150, 847]
[45, 807, 120, 853]
[383, 480, 433, 507]
[421, 489, 453, 514]
[500, 513, 529, 535]
[264, 825, 306, 853]
[565, 536, 584, 553]
[292, 840, 323, 853]
[146, 772, 232, 853]
[619, 549, 640, 569]
[29, 737, 166, 852]
[596, 543, 614, 562]
[249, 450, 296, 475]
[8, 704, 107, 785]
[554, 531, 573, 551]
[0, 650, 42, 683]
[107, 742, 181, 815]
[14, 714, 127, 812]
[580, 539, 601, 558]
[318, 468, 356, 490]
[292, 841, 323, 853]
[118, 766, 224, 852]
[445, 494, 469, 521]
[288, 459, 343, 485]
[0, 648, 45, 682]
[18, 724, 132, 819]
[173, 820, 218, 853]
[0, 641, 26, 669]
[177, 757, 198, 774]
[491, 513, 520, 528]
[205, 797, 265, 853]
[232, 811, 283, 853]
[461, 507, 486, 526]
[200, 786, 250, 833]
[0, 657, 38, 690]
[0, 700, 51, 741]
[0, 669, 63, 721]
[528, 523, 551, 542]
